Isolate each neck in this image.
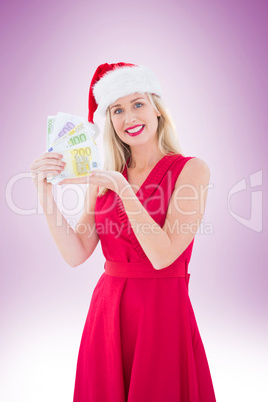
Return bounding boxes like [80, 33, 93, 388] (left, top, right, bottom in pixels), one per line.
[128, 145, 165, 170]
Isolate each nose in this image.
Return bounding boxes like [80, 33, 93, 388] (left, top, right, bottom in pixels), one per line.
[124, 109, 136, 124]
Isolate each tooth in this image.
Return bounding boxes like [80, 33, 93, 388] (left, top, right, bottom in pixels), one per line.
[127, 125, 143, 133]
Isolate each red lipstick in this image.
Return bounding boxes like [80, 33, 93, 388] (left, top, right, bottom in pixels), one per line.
[125, 125, 145, 136]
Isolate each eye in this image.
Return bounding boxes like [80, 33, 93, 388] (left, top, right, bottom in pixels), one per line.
[135, 102, 143, 108]
[114, 108, 123, 114]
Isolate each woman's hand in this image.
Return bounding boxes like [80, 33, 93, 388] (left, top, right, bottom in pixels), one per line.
[59, 169, 129, 196]
[30, 152, 66, 194]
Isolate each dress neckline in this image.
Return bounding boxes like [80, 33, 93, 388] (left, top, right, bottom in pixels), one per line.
[117, 151, 184, 260]
[122, 151, 174, 196]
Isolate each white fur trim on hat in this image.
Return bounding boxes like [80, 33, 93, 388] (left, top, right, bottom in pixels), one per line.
[93, 65, 162, 115]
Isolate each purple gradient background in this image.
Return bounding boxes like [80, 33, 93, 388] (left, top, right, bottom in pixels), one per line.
[1, 0, 267, 400]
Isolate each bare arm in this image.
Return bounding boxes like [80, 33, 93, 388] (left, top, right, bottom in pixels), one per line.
[40, 183, 99, 267]
[53, 157, 210, 269]
[30, 152, 99, 267]
[117, 158, 211, 269]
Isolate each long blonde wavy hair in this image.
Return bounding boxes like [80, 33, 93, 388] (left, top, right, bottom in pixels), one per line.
[97, 93, 184, 197]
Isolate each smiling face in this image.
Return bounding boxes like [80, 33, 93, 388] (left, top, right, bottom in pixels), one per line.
[109, 93, 161, 147]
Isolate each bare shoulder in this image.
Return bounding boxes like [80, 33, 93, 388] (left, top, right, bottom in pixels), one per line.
[175, 157, 210, 187]
[182, 157, 210, 174]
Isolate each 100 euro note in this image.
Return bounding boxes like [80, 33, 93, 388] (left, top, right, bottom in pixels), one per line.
[46, 121, 102, 184]
[47, 112, 99, 150]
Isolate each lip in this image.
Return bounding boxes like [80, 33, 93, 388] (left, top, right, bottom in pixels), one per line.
[125, 124, 142, 131]
[125, 125, 145, 136]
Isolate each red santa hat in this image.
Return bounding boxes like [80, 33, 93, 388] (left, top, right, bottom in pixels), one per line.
[88, 62, 162, 135]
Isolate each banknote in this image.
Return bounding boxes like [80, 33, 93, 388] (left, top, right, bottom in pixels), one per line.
[46, 115, 56, 149]
[49, 122, 95, 149]
[48, 112, 87, 147]
[46, 113, 102, 184]
[47, 144, 100, 184]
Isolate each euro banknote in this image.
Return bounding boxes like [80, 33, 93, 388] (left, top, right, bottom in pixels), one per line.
[46, 115, 56, 150]
[46, 113, 102, 184]
[47, 112, 99, 147]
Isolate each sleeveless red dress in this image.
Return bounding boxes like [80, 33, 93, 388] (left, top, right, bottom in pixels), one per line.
[73, 152, 216, 402]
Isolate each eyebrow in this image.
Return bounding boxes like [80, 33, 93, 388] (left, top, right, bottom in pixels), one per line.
[110, 97, 145, 110]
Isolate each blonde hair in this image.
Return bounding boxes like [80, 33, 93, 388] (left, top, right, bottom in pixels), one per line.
[97, 93, 184, 197]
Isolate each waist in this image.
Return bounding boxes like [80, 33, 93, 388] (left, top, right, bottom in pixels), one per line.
[104, 260, 188, 278]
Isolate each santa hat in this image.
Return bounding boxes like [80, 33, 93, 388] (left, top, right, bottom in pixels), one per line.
[88, 62, 162, 136]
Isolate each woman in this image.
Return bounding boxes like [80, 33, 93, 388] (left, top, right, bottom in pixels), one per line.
[30, 62, 216, 401]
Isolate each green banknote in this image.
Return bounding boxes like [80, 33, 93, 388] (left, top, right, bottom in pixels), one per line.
[46, 116, 56, 150]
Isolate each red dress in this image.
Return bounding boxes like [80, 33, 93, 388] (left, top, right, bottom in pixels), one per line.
[73, 152, 216, 402]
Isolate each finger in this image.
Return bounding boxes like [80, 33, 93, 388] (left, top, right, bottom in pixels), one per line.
[59, 176, 93, 185]
[32, 159, 66, 171]
[37, 163, 65, 171]
[90, 169, 102, 173]
[33, 171, 52, 183]
[43, 152, 63, 159]
[35, 170, 62, 181]
[31, 164, 64, 179]
[40, 154, 65, 164]
[43, 171, 62, 179]
[31, 153, 63, 167]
